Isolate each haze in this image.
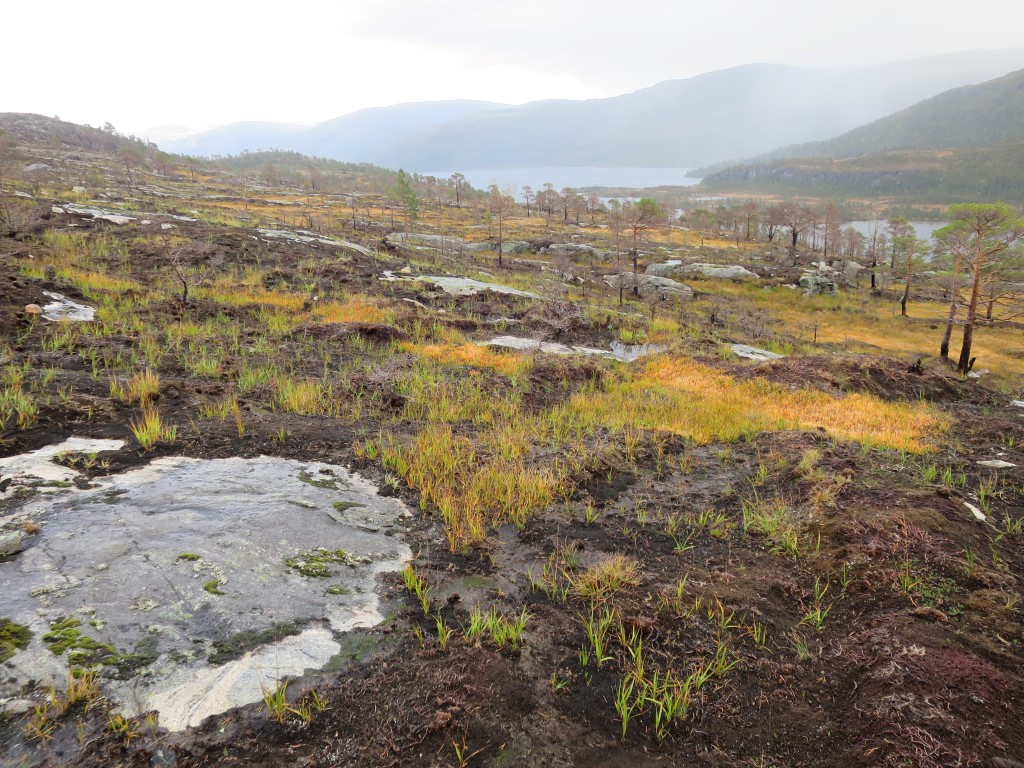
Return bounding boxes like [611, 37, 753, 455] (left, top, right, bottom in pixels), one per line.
[3, 0, 1024, 138]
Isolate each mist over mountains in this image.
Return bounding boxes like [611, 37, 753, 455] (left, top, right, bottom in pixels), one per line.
[160, 49, 1024, 172]
[700, 66, 1024, 202]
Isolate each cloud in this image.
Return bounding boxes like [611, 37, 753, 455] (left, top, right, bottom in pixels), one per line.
[2, 0, 1023, 133]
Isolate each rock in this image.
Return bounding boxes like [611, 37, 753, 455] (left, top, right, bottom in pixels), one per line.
[23, 163, 49, 172]
[41, 291, 96, 322]
[675, 263, 759, 281]
[731, 344, 784, 361]
[467, 240, 531, 255]
[603, 273, 694, 300]
[799, 273, 837, 296]
[0, 698, 33, 716]
[1011, 400, 1024, 408]
[541, 243, 605, 259]
[0, 530, 26, 556]
[644, 260, 682, 277]
[24, 303, 42, 315]
[977, 460, 1016, 469]
[71, 186, 86, 194]
[964, 502, 988, 523]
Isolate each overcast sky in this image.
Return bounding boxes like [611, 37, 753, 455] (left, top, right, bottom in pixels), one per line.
[4, 0, 1023, 138]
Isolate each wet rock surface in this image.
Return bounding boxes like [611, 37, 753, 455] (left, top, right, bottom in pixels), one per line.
[0, 453, 411, 730]
[485, 335, 666, 362]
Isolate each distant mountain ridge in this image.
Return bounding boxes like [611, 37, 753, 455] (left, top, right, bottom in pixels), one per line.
[700, 67, 1024, 202]
[164, 100, 508, 162]
[751, 67, 1024, 162]
[159, 49, 1024, 171]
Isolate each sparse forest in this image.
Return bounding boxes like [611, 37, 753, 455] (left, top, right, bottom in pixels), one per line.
[1, 113, 1023, 768]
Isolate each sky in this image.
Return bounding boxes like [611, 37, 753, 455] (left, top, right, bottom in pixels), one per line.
[4, 0, 1024, 139]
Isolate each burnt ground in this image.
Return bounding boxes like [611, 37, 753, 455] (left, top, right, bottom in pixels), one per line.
[2, 204, 1024, 768]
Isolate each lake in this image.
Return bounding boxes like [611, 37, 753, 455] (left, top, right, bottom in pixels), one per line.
[424, 167, 701, 196]
[844, 221, 947, 245]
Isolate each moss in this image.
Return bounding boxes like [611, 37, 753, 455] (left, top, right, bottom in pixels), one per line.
[203, 579, 225, 595]
[332, 501, 365, 513]
[42, 617, 83, 655]
[108, 636, 159, 679]
[285, 547, 363, 577]
[322, 631, 393, 671]
[177, 552, 202, 561]
[298, 470, 340, 490]
[208, 621, 306, 665]
[44, 618, 117, 665]
[0, 618, 32, 664]
[325, 585, 351, 595]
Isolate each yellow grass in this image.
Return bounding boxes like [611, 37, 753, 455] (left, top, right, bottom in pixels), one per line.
[59, 269, 141, 295]
[379, 424, 567, 549]
[565, 356, 943, 452]
[701, 281, 1024, 378]
[311, 296, 390, 324]
[400, 343, 533, 376]
[201, 287, 306, 312]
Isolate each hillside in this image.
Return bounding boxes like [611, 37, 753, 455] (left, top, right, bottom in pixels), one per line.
[755, 67, 1024, 162]
[700, 69, 1024, 202]
[701, 141, 1024, 202]
[2, 114, 1024, 768]
[159, 49, 1024, 170]
[0, 113, 148, 154]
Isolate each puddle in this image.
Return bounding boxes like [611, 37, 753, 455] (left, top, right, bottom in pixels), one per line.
[40, 291, 96, 322]
[730, 344, 784, 362]
[484, 335, 666, 362]
[0, 454, 411, 730]
[381, 271, 538, 298]
[256, 228, 372, 256]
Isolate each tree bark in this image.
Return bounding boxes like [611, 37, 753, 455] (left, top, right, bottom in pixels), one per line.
[957, 247, 985, 373]
[939, 253, 963, 360]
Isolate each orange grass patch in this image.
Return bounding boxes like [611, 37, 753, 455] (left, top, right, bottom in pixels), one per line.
[569, 356, 943, 452]
[400, 343, 532, 376]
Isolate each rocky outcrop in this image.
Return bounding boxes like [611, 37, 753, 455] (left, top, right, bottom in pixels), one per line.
[603, 273, 694, 300]
[674, 263, 759, 281]
[541, 243, 607, 260]
[799, 273, 837, 296]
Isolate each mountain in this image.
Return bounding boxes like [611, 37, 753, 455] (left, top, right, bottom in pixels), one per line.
[158, 49, 1024, 171]
[751, 67, 1024, 162]
[163, 100, 508, 160]
[700, 68, 1024, 202]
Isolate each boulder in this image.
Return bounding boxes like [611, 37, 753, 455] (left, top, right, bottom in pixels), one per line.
[644, 260, 681, 277]
[466, 240, 531, 255]
[799, 273, 837, 296]
[542, 243, 606, 260]
[676, 263, 759, 281]
[0, 530, 26, 557]
[731, 344, 784, 362]
[603, 273, 694, 300]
